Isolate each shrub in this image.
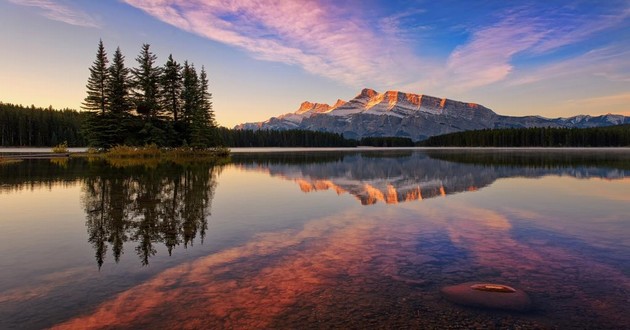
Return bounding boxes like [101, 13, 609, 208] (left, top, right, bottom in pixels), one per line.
[52, 141, 69, 153]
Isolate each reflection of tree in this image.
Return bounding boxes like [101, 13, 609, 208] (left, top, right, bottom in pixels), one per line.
[82, 161, 219, 268]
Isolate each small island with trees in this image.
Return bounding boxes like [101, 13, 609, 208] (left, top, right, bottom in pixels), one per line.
[80, 40, 226, 159]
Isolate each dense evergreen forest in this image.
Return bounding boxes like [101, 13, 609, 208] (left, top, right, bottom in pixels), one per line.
[218, 127, 356, 147]
[420, 125, 630, 147]
[217, 129, 417, 147]
[0, 103, 86, 147]
[82, 40, 219, 149]
[359, 137, 415, 147]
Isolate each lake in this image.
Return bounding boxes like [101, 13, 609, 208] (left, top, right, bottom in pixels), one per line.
[1, 149, 629, 329]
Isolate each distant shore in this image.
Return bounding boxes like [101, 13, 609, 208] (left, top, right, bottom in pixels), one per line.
[3, 146, 630, 157]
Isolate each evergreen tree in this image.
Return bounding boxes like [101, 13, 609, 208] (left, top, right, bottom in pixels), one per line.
[107, 47, 132, 116]
[82, 40, 109, 114]
[131, 44, 165, 145]
[131, 44, 162, 120]
[199, 66, 215, 128]
[161, 54, 183, 123]
[181, 61, 199, 126]
[82, 40, 111, 148]
[105, 47, 133, 146]
[189, 66, 218, 147]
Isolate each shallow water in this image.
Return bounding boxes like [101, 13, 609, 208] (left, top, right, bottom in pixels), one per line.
[0, 149, 629, 329]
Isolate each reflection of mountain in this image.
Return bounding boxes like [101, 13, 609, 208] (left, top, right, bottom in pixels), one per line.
[82, 161, 220, 267]
[232, 151, 630, 205]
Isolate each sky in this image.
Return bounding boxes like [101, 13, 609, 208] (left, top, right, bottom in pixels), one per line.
[0, 0, 629, 127]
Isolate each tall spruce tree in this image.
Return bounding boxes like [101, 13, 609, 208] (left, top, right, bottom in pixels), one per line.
[83, 40, 109, 113]
[105, 47, 132, 146]
[108, 47, 132, 116]
[197, 66, 219, 146]
[198, 66, 215, 128]
[181, 61, 199, 145]
[82, 40, 111, 148]
[131, 44, 162, 120]
[161, 54, 183, 123]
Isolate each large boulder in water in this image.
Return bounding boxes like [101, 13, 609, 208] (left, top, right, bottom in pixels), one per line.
[441, 282, 531, 311]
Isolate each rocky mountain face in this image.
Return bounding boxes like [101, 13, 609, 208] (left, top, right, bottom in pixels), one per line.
[235, 88, 630, 140]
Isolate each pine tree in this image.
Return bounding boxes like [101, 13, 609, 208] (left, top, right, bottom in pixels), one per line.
[197, 66, 219, 146]
[161, 54, 183, 123]
[108, 47, 132, 116]
[184, 63, 215, 148]
[180, 61, 199, 146]
[82, 40, 109, 114]
[199, 66, 215, 128]
[181, 61, 199, 126]
[82, 40, 111, 148]
[104, 47, 133, 146]
[131, 44, 162, 120]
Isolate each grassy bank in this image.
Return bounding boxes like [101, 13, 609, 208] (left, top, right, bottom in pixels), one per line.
[76, 145, 231, 167]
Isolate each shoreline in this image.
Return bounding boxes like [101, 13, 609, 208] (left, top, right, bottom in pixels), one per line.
[2, 146, 630, 157]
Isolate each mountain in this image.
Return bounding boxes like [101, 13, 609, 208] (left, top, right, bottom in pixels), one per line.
[235, 88, 630, 140]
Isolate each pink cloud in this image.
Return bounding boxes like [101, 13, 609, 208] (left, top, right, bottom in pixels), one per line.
[122, 0, 425, 87]
[8, 0, 99, 28]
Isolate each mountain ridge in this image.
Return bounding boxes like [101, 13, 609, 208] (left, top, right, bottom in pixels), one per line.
[236, 88, 630, 140]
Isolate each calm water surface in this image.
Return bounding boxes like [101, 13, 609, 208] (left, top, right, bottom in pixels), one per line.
[0, 149, 629, 329]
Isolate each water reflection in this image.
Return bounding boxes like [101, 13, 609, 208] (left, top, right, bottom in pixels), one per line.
[1, 150, 629, 329]
[231, 150, 630, 205]
[82, 161, 219, 267]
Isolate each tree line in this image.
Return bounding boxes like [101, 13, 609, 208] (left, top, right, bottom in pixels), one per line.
[217, 128, 357, 147]
[0, 102, 86, 147]
[420, 125, 630, 147]
[82, 40, 219, 149]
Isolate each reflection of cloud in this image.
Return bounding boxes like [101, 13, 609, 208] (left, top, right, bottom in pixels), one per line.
[52, 212, 385, 329]
[7, 0, 100, 28]
[0, 266, 94, 304]
[49, 197, 630, 328]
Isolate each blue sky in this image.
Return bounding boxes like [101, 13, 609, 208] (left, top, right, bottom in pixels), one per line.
[1, 0, 628, 127]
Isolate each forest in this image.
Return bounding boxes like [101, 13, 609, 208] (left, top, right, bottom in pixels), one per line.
[217, 127, 356, 147]
[0, 102, 86, 147]
[420, 125, 630, 147]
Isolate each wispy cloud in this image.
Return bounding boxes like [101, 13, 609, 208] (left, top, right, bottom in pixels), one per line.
[430, 5, 630, 92]
[509, 46, 630, 86]
[530, 6, 630, 54]
[122, 0, 427, 88]
[8, 0, 99, 28]
[437, 12, 544, 91]
[563, 92, 630, 113]
[123, 1, 629, 94]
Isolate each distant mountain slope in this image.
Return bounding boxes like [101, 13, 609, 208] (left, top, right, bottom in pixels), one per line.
[236, 88, 630, 140]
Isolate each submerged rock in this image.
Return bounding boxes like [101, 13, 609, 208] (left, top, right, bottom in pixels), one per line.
[441, 282, 531, 311]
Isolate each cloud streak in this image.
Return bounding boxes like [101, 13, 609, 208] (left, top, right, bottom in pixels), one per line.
[122, 0, 426, 88]
[508, 45, 630, 86]
[429, 5, 630, 92]
[123, 1, 629, 95]
[8, 0, 99, 28]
